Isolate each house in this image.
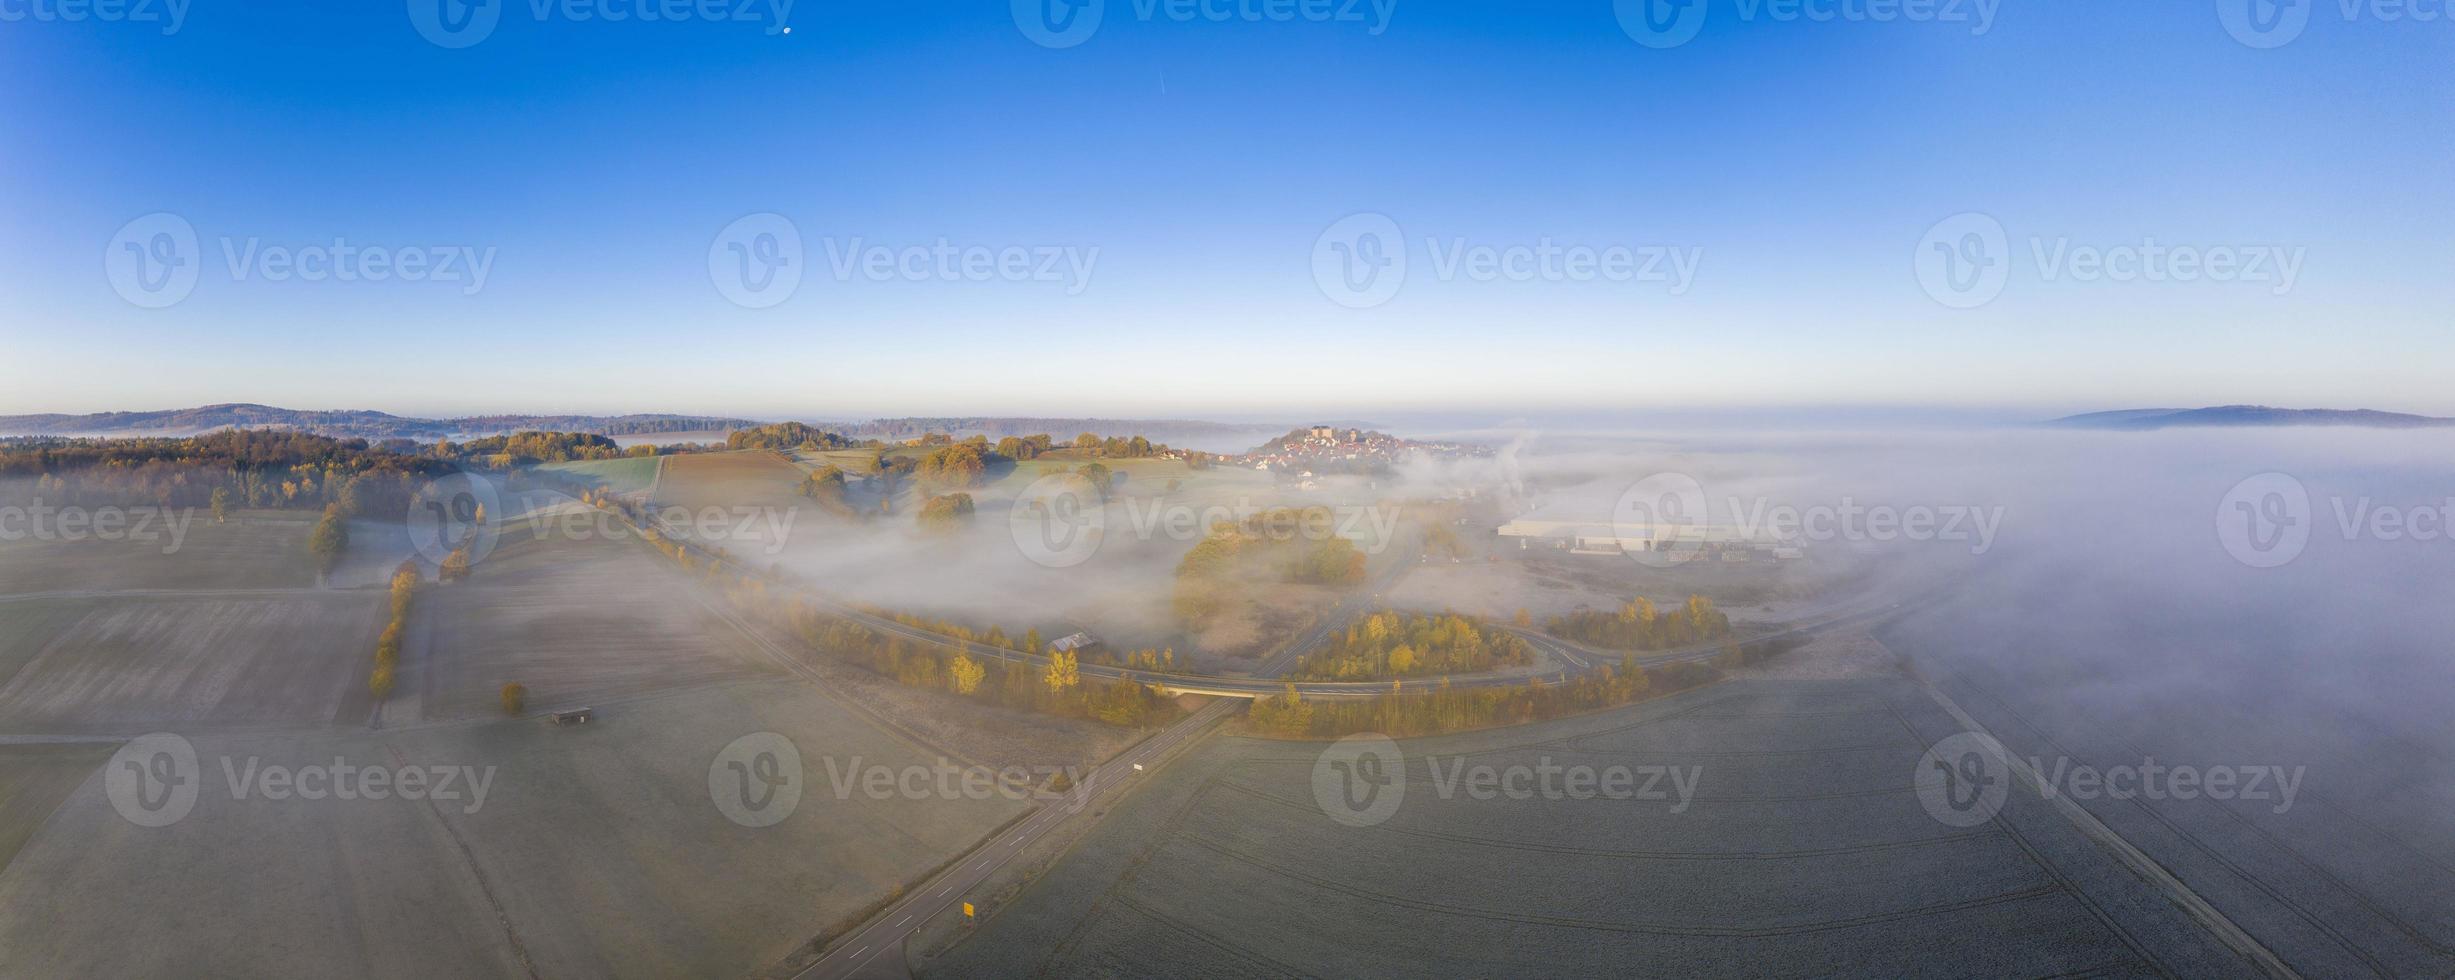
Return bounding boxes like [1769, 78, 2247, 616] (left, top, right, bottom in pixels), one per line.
[1049, 631, 1099, 654]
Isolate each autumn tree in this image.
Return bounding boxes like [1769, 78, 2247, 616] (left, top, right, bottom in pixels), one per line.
[308, 504, 349, 576]
[500, 682, 526, 715]
[949, 652, 984, 695]
[917, 492, 976, 533]
[1044, 649, 1080, 695]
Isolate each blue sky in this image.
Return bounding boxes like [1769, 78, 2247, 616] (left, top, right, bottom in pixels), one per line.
[2, 0, 2450, 421]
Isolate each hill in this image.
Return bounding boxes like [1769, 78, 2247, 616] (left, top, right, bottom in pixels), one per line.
[2047, 405, 2455, 430]
[0, 404, 754, 440]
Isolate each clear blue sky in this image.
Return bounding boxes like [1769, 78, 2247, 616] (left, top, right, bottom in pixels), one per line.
[3, 0, 2449, 421]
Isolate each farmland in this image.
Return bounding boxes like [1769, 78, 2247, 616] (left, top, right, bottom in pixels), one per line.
[0, 511, 315, 593]
[0, 592, 388, 733]
[402, 530, 780, 722]
[919, 677, 2258, 978]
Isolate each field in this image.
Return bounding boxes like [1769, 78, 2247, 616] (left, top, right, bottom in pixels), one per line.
[649, 450, 829, 556]
[536, 455, 663, 495]
[0, 592, 388, 734]
[0, 663, 1037, 978]
[0, 511, 315, 593]
[920, 676, 2259, 978]
[1883, 596, 2455, 978]
[401, 531, 780, 722]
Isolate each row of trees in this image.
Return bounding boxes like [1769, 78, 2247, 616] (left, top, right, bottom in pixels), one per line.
[1287, 610, 1535, 681]
[1249, 659, 1726, 738]
[1545, 595, 1732, 651]
[370, 560, 419, 700]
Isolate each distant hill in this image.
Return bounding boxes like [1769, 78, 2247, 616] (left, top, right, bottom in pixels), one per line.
[2049, 405, 2455, 430]
[0, 404, 1312, 452]
[0, 404, 756, 440]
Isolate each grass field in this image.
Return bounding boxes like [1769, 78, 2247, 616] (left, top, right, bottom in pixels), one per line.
[536, 455, 663, 495]
[920, 677, 2260, 978]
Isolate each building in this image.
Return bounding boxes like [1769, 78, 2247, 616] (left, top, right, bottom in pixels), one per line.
[1308, 424, 1337, 440]
[1049, 631, 1099, 654]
